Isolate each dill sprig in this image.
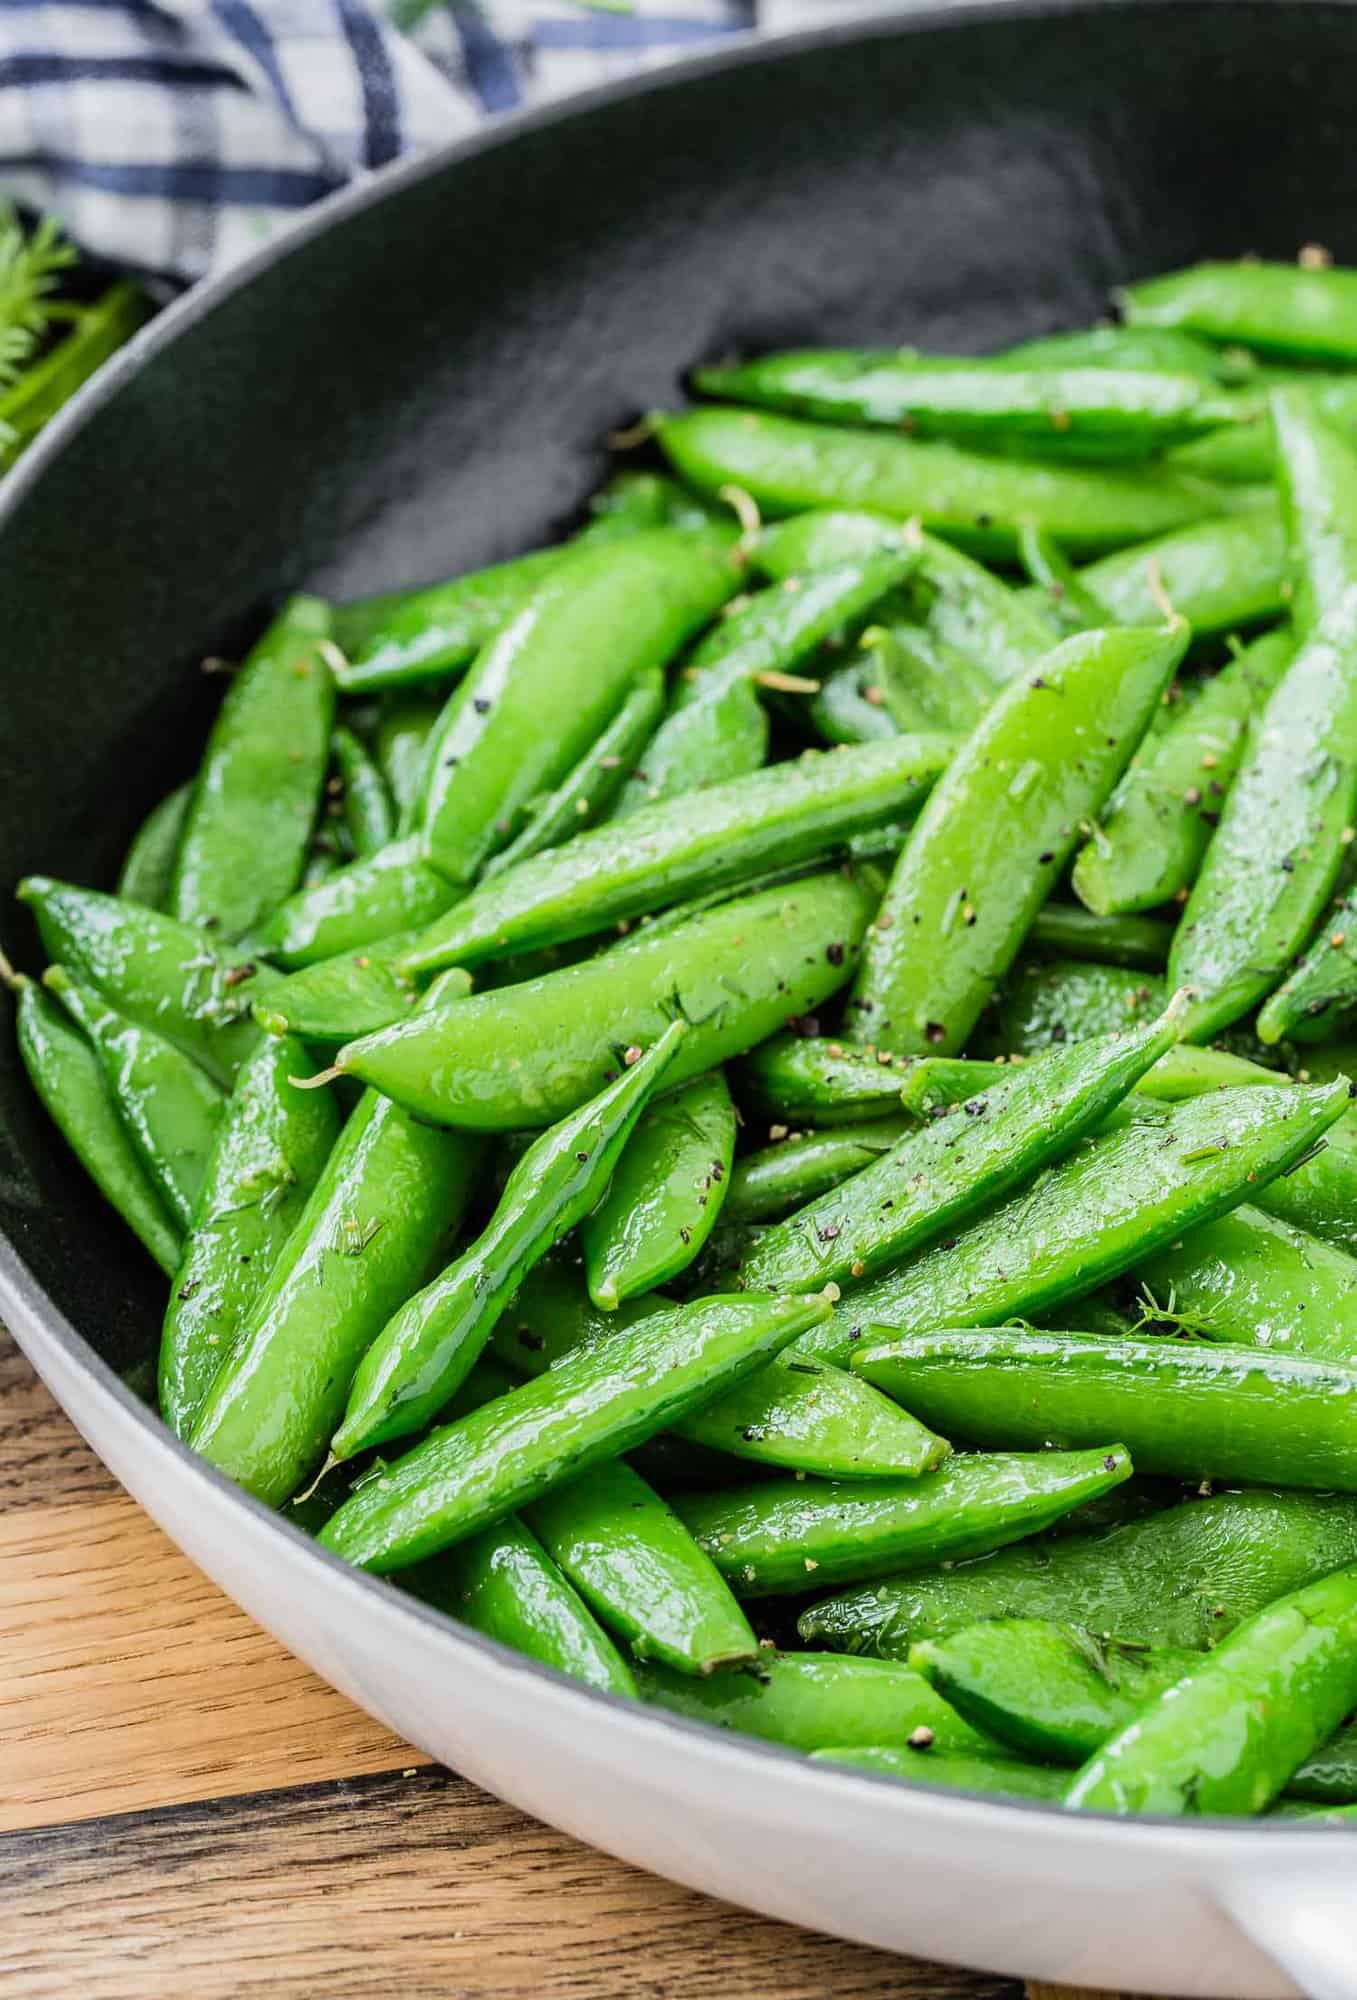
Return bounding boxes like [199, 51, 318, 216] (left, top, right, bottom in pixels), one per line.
[0, 207, 75, 399]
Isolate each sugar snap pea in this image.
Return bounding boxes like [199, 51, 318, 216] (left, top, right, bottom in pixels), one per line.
[1258, 886, 1357, 1044]
[1121, 261, 1357, 362]
[1272, 384, 1357, 636]
[582, 1069, 734, 1309]
[798, 1489, 1357, 1657]
[737, 1033, 911, 1126]
[333, 1021, 684, 1458]
[987, 958, 1167, 1055]
[1026, 904, 1172, 970]
[253, 949, 469, 1048]
[806, 658, 901, 746]
[1016, 524, 1108, 630]
[159, 1032, 341, 1438]
[171, 597, 335, 938]
[333, 547, 565, 694]
[860, 622, 993, 736]
[674, 1447, 1131, 1598]
[1065, 1564, 1357, 1816]
[1136, 1205, 1357, 1360]
[1173, 373, 1357, 485]
[856, 1325, 1357, 1491]
[374, 691, 443, 830]
[724, 1119, 914, 1226]
[117, 784, 191, 911]
[332, 726, 395, 858]
[1041, 507, 1288, 637]
[525, 1456, 758, 1675]
[848, 622, 1187, 1055]
[318, 1288, 832, 1572]
[811, 1744, 1067, 1801]
[335, 870, 873, 1130]
[253, 835, 459, 968]
[655, 408, 1232, 560]
[1000, 324, 1238, 379]
[636, 1650, 989, 1752]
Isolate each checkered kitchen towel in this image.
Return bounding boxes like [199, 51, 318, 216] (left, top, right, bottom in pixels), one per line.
[0, 0, 862, 284]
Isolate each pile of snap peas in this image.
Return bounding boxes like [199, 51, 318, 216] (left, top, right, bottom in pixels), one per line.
[24, 253, 1357, 1825]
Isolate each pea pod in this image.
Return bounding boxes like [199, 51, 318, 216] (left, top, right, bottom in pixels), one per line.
[806, 658, 900, 746]
[334, 870, 874, 1131]
[637, 1650, 988, 1751]
[375, 691, 443, 829]
[253, 835, 459, 968]
[253, 949, 471, 1048]
[1171, 394, 1357, 1041]
[117, 784, 191, 911]
[171, 597, 335, 938]
[1002, 324, 1237, 379]
[582, 1070, 734, 1309]
[1257, 889, 1357, 1044]
[724, 1118, 914, 1226]
[737, 1034, 910, 1127]
[656, 408, 1231, 561]
[798, 1489, 1357, 1658]
[856, 1325, 1357, 1492]
[1016, 524, 1108, 630]
[849, 623, 1187, 1055]
[1026, 904, 1172, 971]
[673, 1446, 1131, 1598]
[1072, 628, 1293, 916]
[897, 1040, 1267, 1117]
[13, 973, 180, 1274]
[1042, 507, 1288, 637]
[1136, 1205, 1357, 1360]
[420, 527, 738, 885]
[1121, 261, 1357, 363]
[159, 1032, 341, 1439]
[318, 1289, 833, 1573]
[333, 547, 565, 693]
[525, 1457, 758, 1676]
[333, 1021, 684, 1459]
[1173, 374, 1357, 485]
[399, 735, 953, 983]
[820, 1082, 1350, 1359]
[811, 1745, 1068, 1801]
[481, 668, 665, 876]
[986, 958, 1168, 1056]
[1065, 1564, 1357, 1816]
[741, 1009, 1179, 1296]
[43, 967, 223, 1230]
[332, 726, 395, 858]
[404, 1513, 637, 1697]
[18, 878, 273, 1086]
[696, 350, 1251, 457]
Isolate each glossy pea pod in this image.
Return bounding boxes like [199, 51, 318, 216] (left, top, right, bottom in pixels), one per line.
[673, 1446, 1132, 1598]
[253, 834, 459, 968]
[798, 1488, 1357, 1659]
[737, 1034, 912, 1127]
[1257, 887, 1357, 1044]
[1120, 261, 1357, 363]
[806, 657, 902, 746]
[1135, 1205, 1357, 1360]
[812, 1081, 1350, 1361]
[655, 407, 1234, 561]
[116, 784, 191, 911]
[158, 1032, 342, 1438]
[636, 1650, 991, 1753]
[848, 622, 1188, 1055]
[334, 870, 875, 1131]
[375, 691, 444, 830]
[860, 621, 995, 735]
[1173, 373, 1357, 484]
[420, 526, 739, 885]
[855, 1325, 1357, 1492]
[581, 1068, 735, 1309]
[332, 726, 395, 858]
[811, 1745, 1067, 1802]
[984, 958, 1168, 1055]
[332, 1021, 685, 1459]
[739, 1008, 1180, 1295]
[318, 1289, 833, 1574]
[611, 550, 918, 816]
[1026, 903, 1172, 970]
[724, 1118, 914, 1226]
[999, 324, 1239, 379]
[1031, 507, 1289, 639]
[1171, 392, 1357, 1041]
[43, 967, 223, 1230]
[18, 878, 274, 1086]
[252, 949, 470, 1049]
[1065, 1564, 1357, 1817]
[1072, 627, 1294, 915]
[171, 596, 336, 938]
[1016, 524, 1109, 631]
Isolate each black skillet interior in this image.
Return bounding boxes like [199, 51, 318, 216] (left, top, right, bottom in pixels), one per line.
[0, 0, 1354, 1371]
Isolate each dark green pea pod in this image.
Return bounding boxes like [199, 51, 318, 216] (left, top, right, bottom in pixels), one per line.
[375, 691, 444, 830]
[1258, 886, 1357, 1044]
[807, 658, 902, 745]
[13, 973, 181, 1274]
[399, 734, 953, 982]
[525, 1457, 758, 1676]
[811, 1744, 1067, 1801]
[253, 946, 470, 1047]
[404, 1513, 637, 1697]
[1045, 507, 1288, 638]
[255, 834, 459, 968]
[18, 878, 274, 1087]
[582, 1069, 735, 1309]
[673, 1446, 1131, 1599]
[480, 667, 665, 877]
[117, 783, 191, 911]
[332, 1021, 685, 1459]
[1000, 324, 1240, 379]
[736, 1034, 910, 1127]
[987, 958, 1168, 1055]
[332, 726, 395, 858]
[739, 1008, 1181, 1296]
[44, 967, 223, 1231]
[171, 597, 336, 937]
[421, 527, 739, 885]
[655, 407, 1238, 562]
[1027, 903, 1172, 970]
[492, 1263, 945, 1482]
[1066, 1563, 1357, 1817]
[849, 622, 1187, 1056]
[1016, 524, 1108, 631]
[1073, 628, 1293, 916]
[724, 1118, 914, 1226]
[821, 1081, 1350, 1360]
[1121, 261, 1357, 363]
[317, 1289, 833, 1573]
[636, 1650, 990, 1753]
[1136, 1204, 1357, 1359]
[695, 349, 1252, 458]
[611, 551, 917, 817]
[856, 1325, 1357, 1492]
[159, 1033, 342, 1439]
[332, 547, 565, 693]
[798, 1488, 1357, 1659]
[334, 870, 875, 1131]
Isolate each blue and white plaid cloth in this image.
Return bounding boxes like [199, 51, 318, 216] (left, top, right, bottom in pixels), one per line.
[0, 1, 860, 283]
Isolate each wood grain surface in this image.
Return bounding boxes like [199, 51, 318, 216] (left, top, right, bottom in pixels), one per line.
[0, 1328, 1143, 1999]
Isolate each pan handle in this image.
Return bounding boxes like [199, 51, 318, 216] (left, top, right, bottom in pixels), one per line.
[1215, 1872, 1357, 2000]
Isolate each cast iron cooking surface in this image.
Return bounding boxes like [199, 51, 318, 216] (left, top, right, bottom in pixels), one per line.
[0, 0, 1354, 1371]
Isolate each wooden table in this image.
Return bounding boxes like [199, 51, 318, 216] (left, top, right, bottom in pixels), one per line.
[2, 1327, 1139, 2000]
